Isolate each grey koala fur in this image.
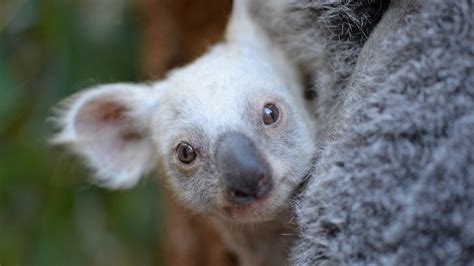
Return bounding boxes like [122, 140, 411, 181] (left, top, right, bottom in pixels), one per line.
[256, 0, 473, 264]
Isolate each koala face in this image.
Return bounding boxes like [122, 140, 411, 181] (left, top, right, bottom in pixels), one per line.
[52, 43, 314, 223]
[152, 46, 315, 222]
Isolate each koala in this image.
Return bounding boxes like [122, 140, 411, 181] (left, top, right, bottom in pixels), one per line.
[51, 0, 315, 265]
[257, 0, 474, 265]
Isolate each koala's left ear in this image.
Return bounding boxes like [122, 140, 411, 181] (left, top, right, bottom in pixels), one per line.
[51, 83, 162, 189]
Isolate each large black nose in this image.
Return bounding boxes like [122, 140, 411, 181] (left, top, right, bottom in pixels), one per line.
[215, 132, 273, 205]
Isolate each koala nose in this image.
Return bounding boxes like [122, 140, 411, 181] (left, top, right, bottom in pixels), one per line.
[215, 132, 273, 205]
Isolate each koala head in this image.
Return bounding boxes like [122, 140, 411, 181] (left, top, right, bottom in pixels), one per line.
[52, 32, 315, 224]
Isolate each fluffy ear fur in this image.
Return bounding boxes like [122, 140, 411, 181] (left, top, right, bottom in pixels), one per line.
[51, 83, 160, 189]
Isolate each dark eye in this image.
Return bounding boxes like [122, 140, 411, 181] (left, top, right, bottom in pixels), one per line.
[177, 142, 196, 164]
[262, 103, 280, 125]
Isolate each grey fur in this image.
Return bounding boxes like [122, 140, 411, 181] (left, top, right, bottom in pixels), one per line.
[259, 0, 473, 264]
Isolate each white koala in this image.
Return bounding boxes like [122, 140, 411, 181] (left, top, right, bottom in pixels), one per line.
[51, 0, 315, 264]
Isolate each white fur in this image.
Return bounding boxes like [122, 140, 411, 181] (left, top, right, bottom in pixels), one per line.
[51, 83, 166, 188]
[51, 1, 315, 264]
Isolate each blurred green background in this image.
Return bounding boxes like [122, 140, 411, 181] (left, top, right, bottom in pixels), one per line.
[0, 0, 164, 265]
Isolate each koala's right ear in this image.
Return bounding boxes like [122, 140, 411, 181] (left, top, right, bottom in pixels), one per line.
[50, 83, 164, 189]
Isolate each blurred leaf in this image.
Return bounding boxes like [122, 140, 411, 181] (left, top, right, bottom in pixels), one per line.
[0, 0, 162, 265]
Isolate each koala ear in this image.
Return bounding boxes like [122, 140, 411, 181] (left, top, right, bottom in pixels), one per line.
[51, 83, 162, 189]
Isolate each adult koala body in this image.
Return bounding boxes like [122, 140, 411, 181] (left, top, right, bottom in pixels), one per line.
[52, 0, 314, 265]
[258, 0, 474, 264]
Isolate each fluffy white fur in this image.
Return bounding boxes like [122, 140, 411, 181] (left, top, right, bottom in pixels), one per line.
[51, 0, 315, 265]
[51, 84, 163, 188]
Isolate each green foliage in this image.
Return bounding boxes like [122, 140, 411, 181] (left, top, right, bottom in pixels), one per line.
[0, 0, 163, 264]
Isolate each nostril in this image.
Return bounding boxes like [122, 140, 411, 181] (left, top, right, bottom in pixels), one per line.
[228, 189, 256, 205]
[231, 189, 254, 198]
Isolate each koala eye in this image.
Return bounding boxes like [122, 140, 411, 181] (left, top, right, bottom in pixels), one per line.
[177, 142, 196, 164]
[262, 103, 280, 125]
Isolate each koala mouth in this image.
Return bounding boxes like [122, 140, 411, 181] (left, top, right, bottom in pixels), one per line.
[224, 173, 274, 206]
[221, 197, 272, 221]
[219, 166, 313, 222]
[221, 183, 274, 219]
[219, 174, 289, 221]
